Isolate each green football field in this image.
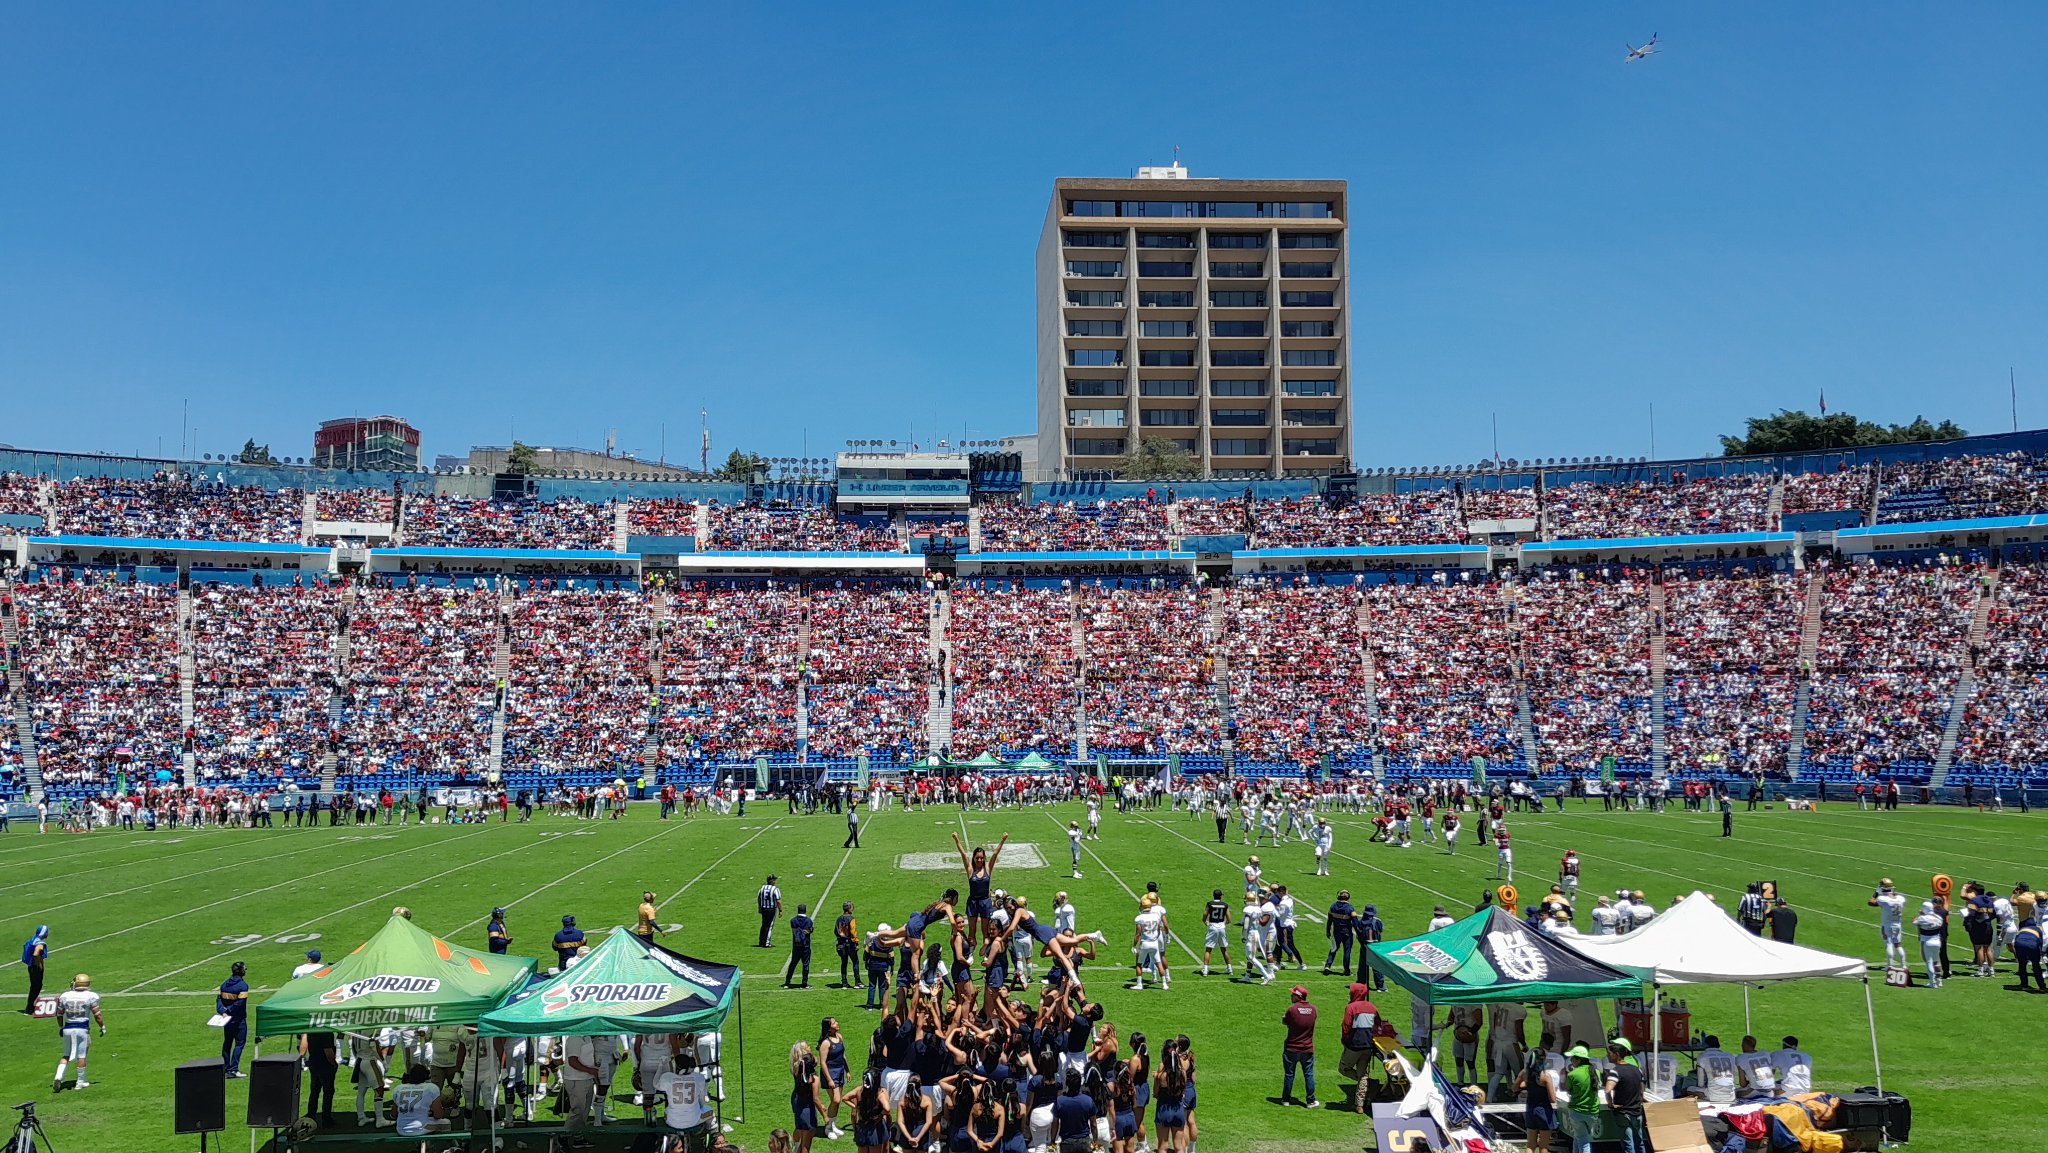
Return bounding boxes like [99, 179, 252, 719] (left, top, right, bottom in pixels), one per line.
[2, 800, 2044, 1152]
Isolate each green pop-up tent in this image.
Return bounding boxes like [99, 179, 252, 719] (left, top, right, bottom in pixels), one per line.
[966, 751, 1008, 768]
[1014, 752, 1056, 771]
[477, 929, 740, 1038]
[1365, 906, 1644, 1006]
[253, 916, 537, 1038]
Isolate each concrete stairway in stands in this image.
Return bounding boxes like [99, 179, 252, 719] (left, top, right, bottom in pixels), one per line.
[319, 582, 354, 798]
[1766, 477, 1786, 532]
[300, 491, 319, 545]
[926, 590, 953, 757]
[1507, 585, 1542, 770]
[0, 580, 45, 799]
[1071, 591, 1089, 760]
[694, 503, 712, 548]
[1205, 587, 1234, 774]
[1785, 570, 1828, 780]
[37, 478, 57, 534]
[1355, 593, 1384, 778]
[177, 585, 197, 786]
[794, 594, 814, 760]
[612, 503, 631, 553]
[967, 505, 985, 554]
[1648, 581, 1669, 778]
[641, 589, 668, 778]
[487, 592, 512, 778]
[1932, 568, 1998, 787]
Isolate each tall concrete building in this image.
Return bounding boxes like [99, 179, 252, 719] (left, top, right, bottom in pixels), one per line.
[313, 415, 420, 471]
[1037, 166, 1349, 481]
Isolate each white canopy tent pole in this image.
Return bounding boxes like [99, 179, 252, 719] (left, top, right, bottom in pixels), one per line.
[1744, 984, 1751, 1035]
[1651, 983, 1662, 1067]
[1862, 977, 1883, 1100]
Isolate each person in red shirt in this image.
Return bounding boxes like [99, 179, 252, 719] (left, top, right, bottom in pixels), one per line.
[1280, 985, 1320, 1109]
[1337, 982, 1381, 1104]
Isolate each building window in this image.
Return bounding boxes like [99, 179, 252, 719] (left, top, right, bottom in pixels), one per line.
[1281, 262, 1335, 278]
[1140, 410, 1197, 426]
[1136, 232, 1195, 248]
[1282, 350, 1337, 367]
[1139, 350, 1195, 367]
[1282, 408, 1337, 426]
[1141, 320, 1194, 337]
[1070, 436, 1127, 455]
[1067, 408, 1128, 428]
[1064, 230, 1125, 248]
[1207, 232, 1266, 249]
[1281, 320, 1335, 337]
[1210, 320, 1266, 337]
[1068, 200, 1334, 219]
[1137, 261, 1194, 277]
[1139, 290, 1193, 307]
[1281, 291, 1335, 307]
[1068, 319, 1125, 337]
[1210, 291, 1267, 308]
[1209, 262, 1264, 279]
[1283, 379, 1339, 397]
[1212, 409, 1269, 426]
[1070, 349, 1124, 367]
[1210, 349, 1266, 367]
[1210, 379, 1268, 397]
[1284, 438, 1340, 455]
[1212, 438, 1269, 456]
[1067, 260, 1123, 277]
[1139, 379, 1197, 397]
[1279, 233, 1337, 249]
[1066, 379, 1127, 397]
[1066, 289, 1124, 307]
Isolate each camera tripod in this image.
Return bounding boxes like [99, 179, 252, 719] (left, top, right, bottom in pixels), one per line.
[8, 1102, 53, 1153]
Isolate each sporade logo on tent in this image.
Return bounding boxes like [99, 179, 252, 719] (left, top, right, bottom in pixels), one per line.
[647, 951, 718, 988]
[318, 975, 442, 1005]
[541, 982, 675, 1014]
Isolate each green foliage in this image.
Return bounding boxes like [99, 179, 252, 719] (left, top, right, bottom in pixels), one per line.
[1117, 436, 1204, 482]
[236, 438, 275, 465]
[1720, 410, 1966, 456]
[713, 448, 767, 483]
[505, 441, 540, 475]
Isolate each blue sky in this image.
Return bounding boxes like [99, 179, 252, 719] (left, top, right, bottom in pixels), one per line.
[3, 4, 2043, 469]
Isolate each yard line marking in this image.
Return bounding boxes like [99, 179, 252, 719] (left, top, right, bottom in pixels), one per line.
[1, 830, 422, 919]
[0, 824, 291, 875]
[1132, 817, 1326, 923]
[0, 825, 502, 974]
[656, 818, 787, 910]
[1768, 818, 2046, 874]
[120, 827, 548, 992]
[442, 817, 694, 936]
[1044, 814, 1203, 969]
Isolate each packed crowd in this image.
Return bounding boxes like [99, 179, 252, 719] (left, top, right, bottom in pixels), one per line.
[947, 585, 1078, 756]
[805, 587, 931, 760]
[54, 475, 303, 543]
[401, 495, 617, 551]
[978, 499, 1172, 552]
[0, 470, 46, 517]
[1081, 586, 1221, 756]
[503, 588, 652, 773]
[1520, 574, 1655, 772]
[1221, 581, 1374, 765]
[1663, 572, 1801, 776]
[1803, 563, 1977, 775]
[340, 585, 502, 779]
[190, 582, 339, 783]
[1545, 475, 1774, 540]
[630, 499, 702, 538]
[1367, 578, 1524, 772]
[657, 585, 805, 761]
[1877, 450, 2048, 523]
[1954, 564, 2048, 773]
[1459, 485, 1540, 524]
[707, 506, 902, 552]
[14, 575, 183, 784]
[314, 488, 394, 523]
[1781, 468, 1870, 515]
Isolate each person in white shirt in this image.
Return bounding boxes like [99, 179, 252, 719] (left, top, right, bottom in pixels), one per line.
[1086, 797, 1102, 840]
[464, 1033, 507, 1126]
[1313, 819, 1334, 877]
[1243, 856, 1263, 899]
[53, 974, 104, 1091]
[288, 949, 324, 980]
[1068, 822, 1084, 879]
[1241, 895, 1275, 984]
[1771, 1037, 1813, 1095]
[1912, 900, 1945, 988]
[1693, 1036, 1739, 1106]
[561, 1034, 599, 1130]
[635, 1032, 679, 1122]
[1053, 893, 1078, 936]
[656, 1065, 709, 1131]
[1870, 878, 1909, 971]
[391, 1065, 449, 1137]
[1484, 1002, 1527, 1102]
[1132, 897, 1167, 990]
[1427, 906, 1455, 934]
[1274, 886, 1306, 970]
[1733, 1037, 1777, 1100]
[349, 1031, 389, 1125]
[427, 1023, 465, 1088]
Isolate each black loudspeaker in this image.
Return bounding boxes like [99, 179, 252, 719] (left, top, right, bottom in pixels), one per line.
[174, 1058, 226, 1134]
[247, 1054, 303, 1127]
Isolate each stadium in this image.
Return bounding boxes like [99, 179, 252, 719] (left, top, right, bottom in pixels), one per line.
[7, 8, 2047, 1153]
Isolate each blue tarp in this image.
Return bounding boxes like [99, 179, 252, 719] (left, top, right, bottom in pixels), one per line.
[1837, 514, 2048, 538]
[375, 546, 640, 560]
[1525, 532, 1795, 551]
[31, 535, 330, 555]
[967, 550, 1195, 562]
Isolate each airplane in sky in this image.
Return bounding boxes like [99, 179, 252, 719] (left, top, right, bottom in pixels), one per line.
[1626, 34, 1660, 62]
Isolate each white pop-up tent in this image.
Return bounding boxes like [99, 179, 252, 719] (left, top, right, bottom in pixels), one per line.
[1563, 891, 1882, 1095]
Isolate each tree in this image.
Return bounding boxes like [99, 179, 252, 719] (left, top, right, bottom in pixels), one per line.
[1116, 436, 1203, 482]
[712, 448, 767, 483]
[236, 439, 275, 465]
[505, 441, 540, 475]
[1719, 410, 1966, 456]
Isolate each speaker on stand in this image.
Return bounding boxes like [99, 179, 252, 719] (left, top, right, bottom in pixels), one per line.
[173, 1058, 226, 1147]
[247, 1054, 303, 1128]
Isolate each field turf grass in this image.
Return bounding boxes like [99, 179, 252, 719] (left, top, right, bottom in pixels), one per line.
[2, 800, 2044, 1152]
